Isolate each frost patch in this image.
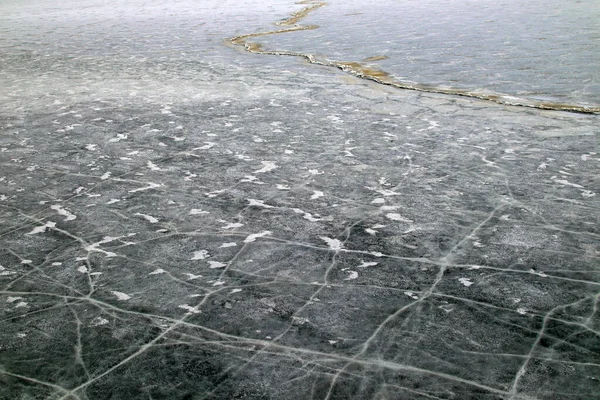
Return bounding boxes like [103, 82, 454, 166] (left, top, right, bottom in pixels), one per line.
[208, 261, 227, 269]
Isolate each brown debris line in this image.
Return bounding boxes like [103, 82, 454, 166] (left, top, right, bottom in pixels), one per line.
[228, 1, 600, 115]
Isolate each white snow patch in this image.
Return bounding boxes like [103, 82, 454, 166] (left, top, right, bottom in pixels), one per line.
[386, 213, 412, 223]
[77, 266, 88, 273]
[135, 213, 159, 223]
[220, 242, 237, 248]
[178, 304, 201, 314]
[149, 268, 166, 275]
[7, 296, 23, 303]
[254, 161, 278, 174]
[189, 209, 209, 215]
[147, 161, 161, 171]
[26, 221, 56, 235]
[344, 271, 358, 280]
[90, 317, 109, 326]
[208, 261, 227, 269]
[320, 237, 343, 251]
[222, 222, 244, 230]
[244, 231, 272, 243]
[458, 278, 474, 287]
[404, 291, 419, 300]
[310, 191, 324, 200]
[111, 291, 131, 301]
[129, 182, 160, 193]
[191, 250, 210, 260]
[248, 199, 274, 208]
[357, 262, 378, 268]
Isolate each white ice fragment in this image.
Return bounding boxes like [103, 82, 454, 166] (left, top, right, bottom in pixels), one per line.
[371, 198, 385, 204]
[517, 307, 527, 315]
[184, 273, 203, 280]
[230, 289, 243, 294]
[458, 278, 474, 287]
[77, 266, 88, 273]
[111, 291, 131, 301]
[21, 260, 32, 264]
[208, 261, 227, 269]
[310, 191, 324, 200]
[365, 228, 378, 235]
[254, 161, 278, 173]
[149, 268, 166, 275]
[191, 250, 210, 260]
[284, 149, 294, 154]
[320, 237, 343, 251]
[50, 205, 76, 221]
[308, 169, 323, 175]
[85, 144, 97, 151]
[26, 221, 56, 235]
[220, 242, 237, 248]
[212, 280, 225, 286]
[276, 184, 290, 190]
[100, 172, 111, 180]
[106, 199, 120, 204]
[244, 231, 272, 243]
[135, 213, 159, 223]
[15, 302, 28, 308]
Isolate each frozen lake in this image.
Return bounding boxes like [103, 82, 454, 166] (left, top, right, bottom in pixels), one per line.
[1, 1, 599, 399]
